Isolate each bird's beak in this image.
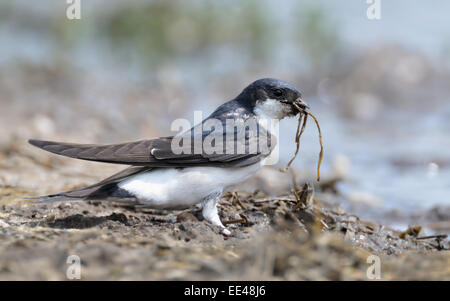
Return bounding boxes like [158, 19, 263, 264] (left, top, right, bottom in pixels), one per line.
[294, 97, 309, 114]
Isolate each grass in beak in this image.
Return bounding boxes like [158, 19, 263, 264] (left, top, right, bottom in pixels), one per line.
[280, 103, 324, 182]
[279, 112, 307, 173]
[307, 111, 324, 182]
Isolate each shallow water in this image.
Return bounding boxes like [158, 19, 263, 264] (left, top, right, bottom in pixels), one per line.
[278, 101, 450, 216]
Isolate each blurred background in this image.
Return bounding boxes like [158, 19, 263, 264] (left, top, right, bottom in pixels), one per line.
[1, 0, 449, 227]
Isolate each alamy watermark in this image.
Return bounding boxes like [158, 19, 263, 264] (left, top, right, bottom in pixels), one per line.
[66, 255, 81, 280]
[169, 112, 281, 165]
[366, 0, 381, 20]
[366, 254, 381, 280]
[66, 0, 81, 20]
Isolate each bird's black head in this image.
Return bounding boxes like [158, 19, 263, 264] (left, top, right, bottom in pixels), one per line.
[237, 78, 308, 120]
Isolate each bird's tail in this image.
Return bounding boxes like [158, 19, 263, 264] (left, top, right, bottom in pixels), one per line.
[24, 186, 101, 203]
[23, 166, 150, 204]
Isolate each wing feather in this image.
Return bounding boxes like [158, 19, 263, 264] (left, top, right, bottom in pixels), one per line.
[28, 117, 276, 167]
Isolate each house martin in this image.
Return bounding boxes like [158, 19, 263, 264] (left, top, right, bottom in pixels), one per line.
[28, 78, 309, 235]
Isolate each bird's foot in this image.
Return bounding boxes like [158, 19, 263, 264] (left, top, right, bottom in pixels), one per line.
[202, 193, 230, 236]
[221, 228, 231, 236]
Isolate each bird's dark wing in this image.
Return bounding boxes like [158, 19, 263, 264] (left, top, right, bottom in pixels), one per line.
[28, 138, 172, 165]
[29, 117, 276, 167]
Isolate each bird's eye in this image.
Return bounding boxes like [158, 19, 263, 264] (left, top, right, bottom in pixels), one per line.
[273, 89, 283, 97]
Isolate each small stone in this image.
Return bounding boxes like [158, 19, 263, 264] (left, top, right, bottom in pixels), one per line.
[0, 219, 10, 228]
[176, 212, 198, 223]
[45, 214, 56, 222]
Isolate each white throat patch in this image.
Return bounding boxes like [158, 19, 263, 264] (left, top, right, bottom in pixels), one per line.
[254, 99, 291, 120]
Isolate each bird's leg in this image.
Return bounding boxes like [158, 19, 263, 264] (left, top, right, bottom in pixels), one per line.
[202, 191, 230, 236]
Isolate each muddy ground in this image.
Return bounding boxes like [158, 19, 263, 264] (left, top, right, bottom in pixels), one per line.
[0, 57, 449, 280]
[0, 97, 448, 280]
[0, 152, 449, 280]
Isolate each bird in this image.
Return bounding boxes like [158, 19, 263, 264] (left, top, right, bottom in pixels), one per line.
[28, 78, 309, 235]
